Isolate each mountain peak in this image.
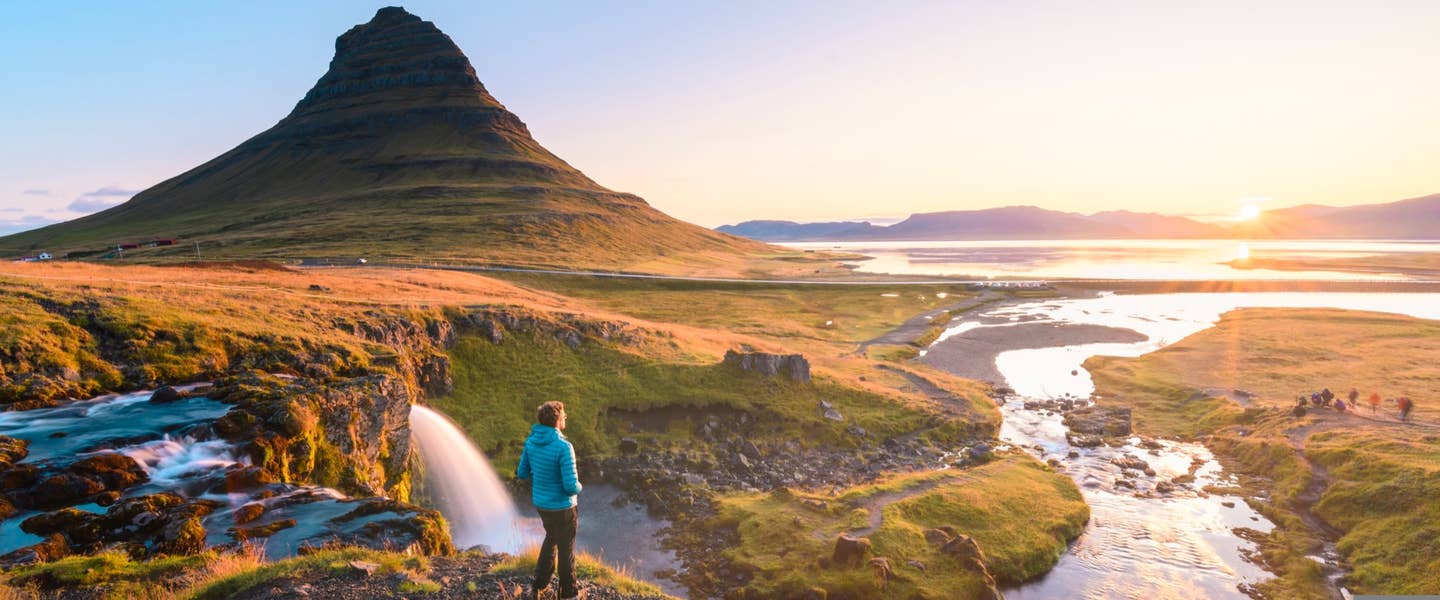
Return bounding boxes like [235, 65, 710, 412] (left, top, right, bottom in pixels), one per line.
[289, 6, 495, 120]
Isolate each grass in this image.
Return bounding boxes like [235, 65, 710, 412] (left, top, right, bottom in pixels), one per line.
[488, 272, 978, 346]
[493, 547, 669, 597]
[1086, 307, 1440, 597]
[430, 329, 962, 473]
[716, 455, 1089, 598]
[187, 548, 429, 600]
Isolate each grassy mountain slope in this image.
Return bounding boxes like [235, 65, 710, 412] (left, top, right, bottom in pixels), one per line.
[0, 8, 775, 273]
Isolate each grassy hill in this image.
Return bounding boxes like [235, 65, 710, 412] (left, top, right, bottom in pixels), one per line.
[0, 7, 781, 275]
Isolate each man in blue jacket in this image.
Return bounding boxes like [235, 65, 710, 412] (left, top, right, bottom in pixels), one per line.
[517, 401, 584, 599]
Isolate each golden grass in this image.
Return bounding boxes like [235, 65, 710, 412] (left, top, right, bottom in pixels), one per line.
[717, 455, 1088, 598]
[1087, 307, 1440, 596]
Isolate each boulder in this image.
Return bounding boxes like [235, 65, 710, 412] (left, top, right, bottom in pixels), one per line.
[940, 533, 1000, 599]
[618, 438, 639, 454]
[1063, 406, 1132, 436]
[722, 350, 811, 383]
[831, 534, 871, 569]
[0, 436, 29, 470]
[869, 557, 893, 591]
[149, 386, 185, 404]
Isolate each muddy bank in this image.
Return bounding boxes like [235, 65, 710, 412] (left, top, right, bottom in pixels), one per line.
[921, 322, 1146, 384]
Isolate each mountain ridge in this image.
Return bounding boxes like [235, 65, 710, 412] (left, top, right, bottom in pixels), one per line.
[718, 194, 1440, 241]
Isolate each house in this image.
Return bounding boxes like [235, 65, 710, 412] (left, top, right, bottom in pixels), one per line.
[120, 243, 140, 250]
[154, 238, 176, 246]
[37, 252, 51, 260]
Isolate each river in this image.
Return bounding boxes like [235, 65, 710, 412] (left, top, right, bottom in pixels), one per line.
[927, 292, 1440, 599]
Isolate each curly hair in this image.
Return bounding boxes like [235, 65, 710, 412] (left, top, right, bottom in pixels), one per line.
[537, 401, 565, 427]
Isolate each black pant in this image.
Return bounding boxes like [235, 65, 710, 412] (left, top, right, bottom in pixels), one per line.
[535, 506, 578, 597]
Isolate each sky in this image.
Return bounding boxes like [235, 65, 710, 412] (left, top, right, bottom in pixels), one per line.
[2, 1, 1439, 234]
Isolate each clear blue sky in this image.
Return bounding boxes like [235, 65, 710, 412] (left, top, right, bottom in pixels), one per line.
[4, 1, 1439, 234]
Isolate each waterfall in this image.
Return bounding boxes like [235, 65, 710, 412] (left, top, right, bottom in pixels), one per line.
[409, 405, 532, 553]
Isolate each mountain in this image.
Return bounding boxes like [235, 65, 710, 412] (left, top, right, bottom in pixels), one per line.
[1242, 194, 1440, 239]
[720, 206, 1218, 241]
[715, 220, 880, 241]
[0, 7, 767, 270]
[1085, 210, 1226, 237]
[720, 195, 1440, 242]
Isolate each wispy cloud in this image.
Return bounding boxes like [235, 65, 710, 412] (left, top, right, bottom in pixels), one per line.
[22, 189, 51, 197]
[67, 187, 139, 213]
[0, 214, 58, 236]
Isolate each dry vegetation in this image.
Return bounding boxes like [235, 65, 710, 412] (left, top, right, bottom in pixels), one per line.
[1087, 308, 1440, 597]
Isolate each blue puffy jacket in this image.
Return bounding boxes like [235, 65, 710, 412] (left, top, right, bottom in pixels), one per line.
[516, 423, 582, 510]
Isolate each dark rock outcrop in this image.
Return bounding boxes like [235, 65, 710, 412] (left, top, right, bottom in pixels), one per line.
[831, 534, 871, 569]
[723, 350, 811, 382]
[4, 452, 148, 510]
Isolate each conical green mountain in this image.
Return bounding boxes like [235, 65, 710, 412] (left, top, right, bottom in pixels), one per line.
[2, 7, 767, 269]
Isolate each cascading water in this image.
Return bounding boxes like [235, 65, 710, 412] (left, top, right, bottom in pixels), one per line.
[409, 405, 532, 553]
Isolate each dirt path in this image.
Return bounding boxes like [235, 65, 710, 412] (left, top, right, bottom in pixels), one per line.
[847, 472, 968, 536]
[855, 291, 1002, 354]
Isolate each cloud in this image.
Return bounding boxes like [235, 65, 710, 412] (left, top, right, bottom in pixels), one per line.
[0, 214, 58, 236]
[22, 189, 51, 196]
[67, 187, 140, 213]
[88, 186, 139, 197]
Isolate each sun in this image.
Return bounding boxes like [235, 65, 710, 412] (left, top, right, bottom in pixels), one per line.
[1238, 204, 1262, 221]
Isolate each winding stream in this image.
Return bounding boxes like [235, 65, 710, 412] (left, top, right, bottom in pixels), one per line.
[929, 292, 1440, 599]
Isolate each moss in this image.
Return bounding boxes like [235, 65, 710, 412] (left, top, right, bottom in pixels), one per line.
[432, 331, 948, 473]
[719, 455, 1088, 598]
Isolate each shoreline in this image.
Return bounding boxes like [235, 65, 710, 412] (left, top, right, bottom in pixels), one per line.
[920, 321, 1147, 385]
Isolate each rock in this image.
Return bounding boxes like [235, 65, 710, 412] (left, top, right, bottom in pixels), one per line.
[350, 560, 381, 576]
[1063, 405, 1132, 436]
[969, 443, 992, 461]
[722, 350, 811, 382]
[230, 518, 298, 541]
[1111, 455, 1151, 472]
[1067, 450, 1080, 459]
[618, 438, 639, 454]
[907, 558, 926, 572]
[823, 408, 845, 422]
[940, 533, 1000, 598]
[0, 533, 69, 568]
[1221, 501, 1236, 508]
[831, 534, 871, 568]
[1155, 481, 1176, 494]
[0, 436, 29, 470]
[923, 528, 952, 547]
[149, 386, 185, 404]
[14, 453, 148, 510]
[869, 556, 893, 591]
[1067, 433, 1104, 448]
[234, 503, 266, 525]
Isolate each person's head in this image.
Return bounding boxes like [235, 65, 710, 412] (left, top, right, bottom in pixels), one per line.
[538, 401, 567, 430]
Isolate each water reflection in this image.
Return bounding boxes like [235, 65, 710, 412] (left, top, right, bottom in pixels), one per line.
[782, 239, 1440, 280]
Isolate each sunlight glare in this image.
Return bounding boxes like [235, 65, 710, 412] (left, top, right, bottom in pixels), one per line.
[1238, 204, 1262, 221]
[1236, 243, 1250, 260]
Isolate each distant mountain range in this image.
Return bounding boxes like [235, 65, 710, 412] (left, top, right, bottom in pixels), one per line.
[717, 194, 1440, 241]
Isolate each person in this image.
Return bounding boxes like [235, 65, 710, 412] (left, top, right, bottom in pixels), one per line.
[1398, 396, 1414, 421]
[1311, 391, 1323, 406]
[1297, 394, 1309, 407]
[1348, 388, 1359, 405]
[1334, 398, 1346, 413]
[1321, 388, 1334, 406]
[1368, 391, 1382, 414]
[517, 401, 584, 600]
[1292, 397, 1308, 417]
